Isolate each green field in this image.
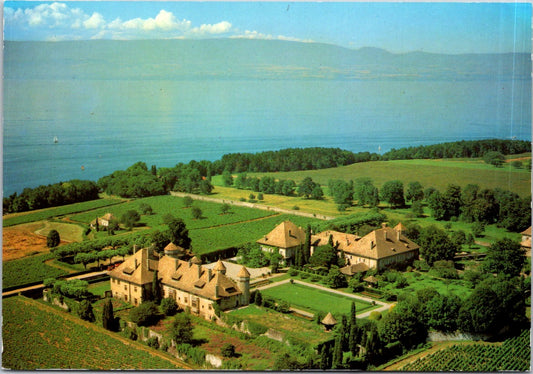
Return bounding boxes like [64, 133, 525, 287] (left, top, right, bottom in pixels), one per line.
[3, 253, 69, 289]
[69, 195, 277, 230]
[220, 158, 531, 197]
[2, 296, 188, 370]
[260, 282, 375, 316]
[3, 198, 125, 227]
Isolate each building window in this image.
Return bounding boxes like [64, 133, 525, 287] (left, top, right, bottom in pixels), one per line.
[134, 298, 138, 305]
[134, 287, 137, 292]
[125, 295, 128, 301]
[124, 285, 127, 291]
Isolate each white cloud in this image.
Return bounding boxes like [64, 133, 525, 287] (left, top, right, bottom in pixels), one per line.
[4, 2, 307, 44]
[231, 30, 313, 43]
[113, 10, 191, 32]
[191, 21, 232, 36]
[83, 12, 105, 29]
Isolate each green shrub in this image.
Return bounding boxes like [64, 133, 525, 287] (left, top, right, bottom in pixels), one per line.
[129, 302, 161, 326]
[246, 320, 268, 336]
[160, 297, 178, 316]
[221, 343, 236, 358]
[146, 337, 160, 349]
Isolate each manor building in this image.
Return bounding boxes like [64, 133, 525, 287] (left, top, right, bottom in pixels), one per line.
[257, 220, 306, 264]
[311, 223, 419, 271]
[109, 247, 250, 320]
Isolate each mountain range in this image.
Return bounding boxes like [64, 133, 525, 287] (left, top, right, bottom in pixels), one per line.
[5, 38, 531, 81]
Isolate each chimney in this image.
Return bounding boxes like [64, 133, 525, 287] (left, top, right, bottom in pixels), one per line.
[133, 244, 139, 253]
[214, 284, 219, 298]
[207, 269, 212, 281]
[382, 222, 387, 228]
[397, 230, 401, 241]
[384, 230, 387, 241]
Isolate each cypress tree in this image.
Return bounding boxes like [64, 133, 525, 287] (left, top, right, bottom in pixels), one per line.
[332, 336, 343, 369]
[303, 225, 311, 264]
[102, 298, 115, 331]
[319, 344, 330, 370]
[95, 217, 99, 232]
[350, 301, 356, 328]
[255, 290, 263, 306]
[341, 315, 349, 351]
[152, 270, 161, 304]
[349, 324, 359, 356]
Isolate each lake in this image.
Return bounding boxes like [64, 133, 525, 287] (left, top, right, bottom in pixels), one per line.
[3, 41, 531, 195]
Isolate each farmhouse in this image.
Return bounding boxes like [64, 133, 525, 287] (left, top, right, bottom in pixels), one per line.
[257, 220, 306, 264]
[90, 213, 116, 230]
[311, 223, 419, 271]
[109, 247, 250, 319]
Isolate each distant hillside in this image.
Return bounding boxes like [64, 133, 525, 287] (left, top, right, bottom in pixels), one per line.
[5, 39, 531, 81]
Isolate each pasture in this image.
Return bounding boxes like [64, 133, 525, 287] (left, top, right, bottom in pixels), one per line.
[259, 282, 375, 316]
[2, 296, 186, 370]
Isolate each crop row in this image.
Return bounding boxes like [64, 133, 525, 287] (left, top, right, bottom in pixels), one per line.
[2, 296, 182, 370]
[189, 214, 320, 254]
[2, 253, 69, 289]
[400, 330, 531, 371]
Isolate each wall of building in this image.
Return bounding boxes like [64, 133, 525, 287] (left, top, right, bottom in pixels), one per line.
[110, 277, 144, 306]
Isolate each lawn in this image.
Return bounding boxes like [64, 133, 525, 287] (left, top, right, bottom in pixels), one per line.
[2, 296, 185, 370]
[34, 221, 86, 242]
[3, 198, 125, 227]
[260, 282, 375, 316]
[88, 280, 111, 298]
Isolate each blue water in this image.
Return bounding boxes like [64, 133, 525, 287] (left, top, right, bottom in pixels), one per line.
[3, 66, 531, 196]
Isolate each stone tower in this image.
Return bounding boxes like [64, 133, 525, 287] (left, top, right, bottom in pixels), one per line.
[236, 266, 251, 305]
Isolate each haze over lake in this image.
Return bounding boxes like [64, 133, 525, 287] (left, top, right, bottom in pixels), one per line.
[3, 39, 531, 196]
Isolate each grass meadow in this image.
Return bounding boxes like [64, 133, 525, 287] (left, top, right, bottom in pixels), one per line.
[2, 296, 184, 370]
[260, 282, 375, 316]
[214, 157, 531, 198]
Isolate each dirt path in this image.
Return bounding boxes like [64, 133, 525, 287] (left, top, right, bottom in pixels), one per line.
[171, 191, 335, 220]
[17, 296, 196, 370]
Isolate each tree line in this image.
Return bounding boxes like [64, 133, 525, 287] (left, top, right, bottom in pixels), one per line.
[326, 176, 530, 233]
[3, 179, 99, 214]
[6, 139, 529, 205]
[229, 174, 324, 200]
[382, 139, 530, 160]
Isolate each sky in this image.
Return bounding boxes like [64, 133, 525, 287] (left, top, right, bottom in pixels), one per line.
[3, 1, 532, 54]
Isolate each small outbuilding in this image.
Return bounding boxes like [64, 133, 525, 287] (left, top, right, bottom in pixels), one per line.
[321, 312, 338, 331]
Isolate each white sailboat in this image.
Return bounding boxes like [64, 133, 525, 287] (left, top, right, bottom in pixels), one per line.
[53, 136, 58, 144]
